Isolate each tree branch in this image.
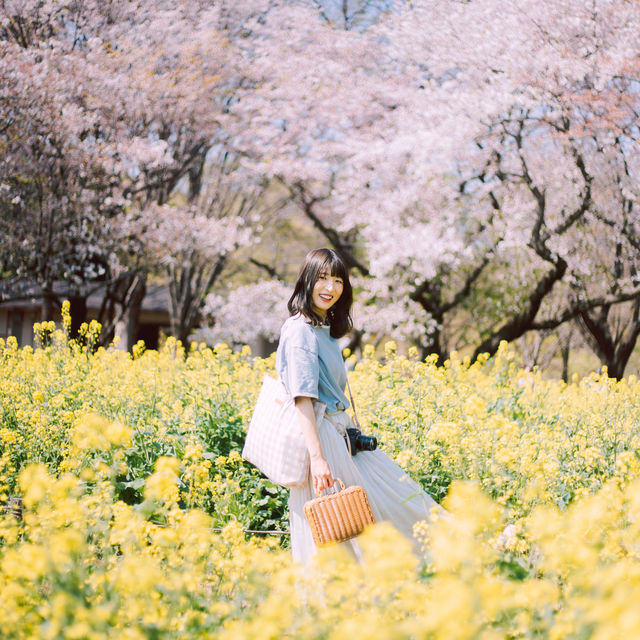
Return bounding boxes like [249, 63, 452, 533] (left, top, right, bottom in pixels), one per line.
[472, 258, 568, 361]
[441, 255, 493, 314]
[529, 286, 640, 331]
[552, 143, 593, 236]
[249, 258, 285, 280]
[290, 181, 370, 276]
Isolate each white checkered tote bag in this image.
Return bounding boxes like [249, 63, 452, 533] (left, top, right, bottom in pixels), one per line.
[242, 374, 326, 487]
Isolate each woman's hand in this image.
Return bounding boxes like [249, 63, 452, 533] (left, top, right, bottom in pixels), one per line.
[310, 453, 334, 495]
[294, 396, 334, 494]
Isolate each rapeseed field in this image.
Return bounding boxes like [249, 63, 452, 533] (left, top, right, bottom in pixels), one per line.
[2, 305, 640, 638]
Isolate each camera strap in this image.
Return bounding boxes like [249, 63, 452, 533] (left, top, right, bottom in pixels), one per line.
[344, 370, 362, 431]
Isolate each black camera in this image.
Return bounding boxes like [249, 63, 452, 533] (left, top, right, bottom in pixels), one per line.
[344, 427, 378, 455]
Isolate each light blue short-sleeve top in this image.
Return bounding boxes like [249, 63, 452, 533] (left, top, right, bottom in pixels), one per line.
[275, 314, 349, 413]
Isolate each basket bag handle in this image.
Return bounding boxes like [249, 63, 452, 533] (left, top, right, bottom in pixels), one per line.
[314, 477, 346, 498]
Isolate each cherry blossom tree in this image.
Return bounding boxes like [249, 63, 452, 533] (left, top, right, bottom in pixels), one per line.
[0, 0, 251, 336]
[236, 0, 640, 373]
[4, 0, 640, 372]
[0, 32, 126, 322]
[126, 151, 268, 346]
[201, 279, 291, 348]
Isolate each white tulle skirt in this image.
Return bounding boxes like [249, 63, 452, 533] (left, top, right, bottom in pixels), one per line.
[289, 411, 439, 564]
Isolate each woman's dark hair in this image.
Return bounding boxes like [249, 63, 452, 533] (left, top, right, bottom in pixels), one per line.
[288, 248, 353, 339]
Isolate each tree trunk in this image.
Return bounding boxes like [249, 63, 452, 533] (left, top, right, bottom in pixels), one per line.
[115, 276, 146, 351]
[560, 341, 570, 383]
[577, 298, 640, 380]
[69, 295, 88, 337]
[345, 329, 363, 356]
[41, 281, 57, 321]
[472, 259, 567, 362]
[98, 270, 148, 350]
[419, 325, 446, 365]
[168, 257, 226, 351]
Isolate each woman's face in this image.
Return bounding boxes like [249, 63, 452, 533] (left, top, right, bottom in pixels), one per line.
[312, 271, 343, 319]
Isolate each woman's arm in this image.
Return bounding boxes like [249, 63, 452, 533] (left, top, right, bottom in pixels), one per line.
[294, 396, 334, 494]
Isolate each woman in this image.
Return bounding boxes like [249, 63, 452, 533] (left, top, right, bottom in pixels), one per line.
[276, 248, 439, 564]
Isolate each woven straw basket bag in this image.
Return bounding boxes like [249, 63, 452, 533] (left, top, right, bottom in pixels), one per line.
[304, 478, 375, 546]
